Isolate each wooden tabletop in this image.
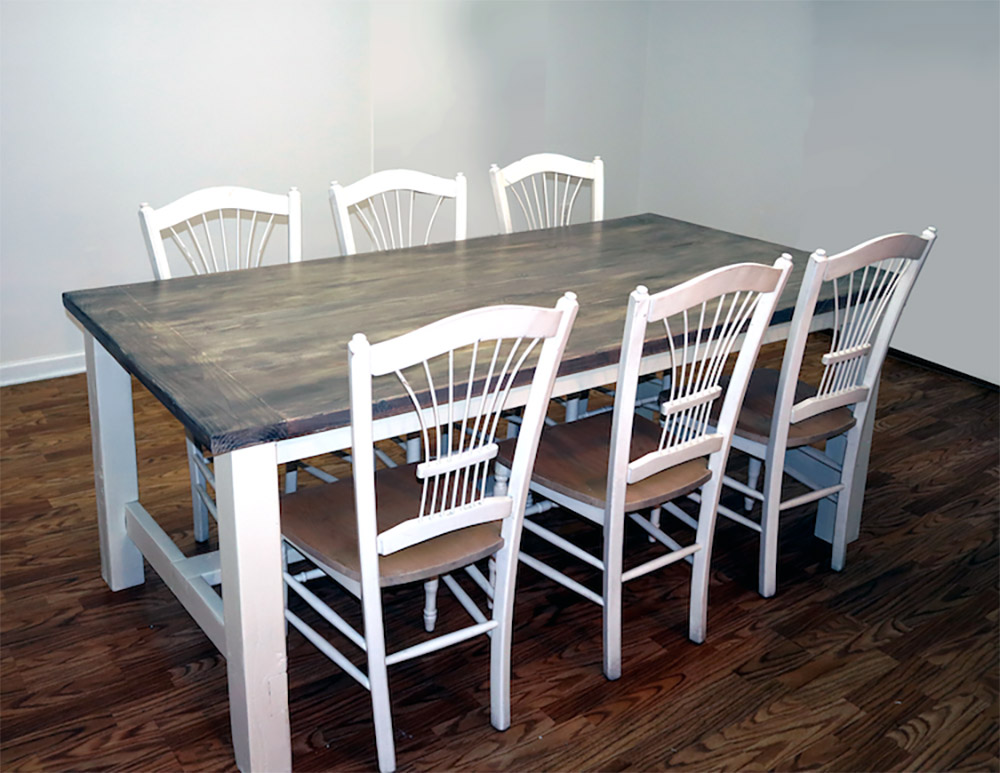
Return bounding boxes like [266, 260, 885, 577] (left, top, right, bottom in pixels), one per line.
[64, 213, 813, 455]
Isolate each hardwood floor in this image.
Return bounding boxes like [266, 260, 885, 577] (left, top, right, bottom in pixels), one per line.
[2, 339, 997, 771]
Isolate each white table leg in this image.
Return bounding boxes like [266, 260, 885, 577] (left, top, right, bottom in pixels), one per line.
[215, 444, 292, 773]
[785, 376, 879, 545]
[85, 335, 144, 590]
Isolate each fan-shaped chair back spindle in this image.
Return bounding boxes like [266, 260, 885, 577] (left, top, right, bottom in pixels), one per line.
[139, 186, 301, 280]
[490, 153, 603, 234]
[330, 169, 467, 256]
[281, 294, 578, 773]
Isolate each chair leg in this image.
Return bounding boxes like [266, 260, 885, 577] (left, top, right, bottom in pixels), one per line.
[688, 547, 709, 644]
[758, 458, 784, 599]
[422, 578, 439, 632]
[369, 659, 395, 773]
[186, 437, 210, 543]
[284, 462, 299, 494]
[565, 391, 590, 422]
[831, 426, 863, 572]
[490, 467, 512, 729]
[688, 478, 721, 644]
[361, 587, 395, 773]
[414, 423, 440, 631]
[745, 457, 762, 511]
[487, 556, 496, 610]
[648, 506, 661, 542]
[602, 510, 625, 681]
[405, 435, 421, 464]
[281, 543, 289, 635]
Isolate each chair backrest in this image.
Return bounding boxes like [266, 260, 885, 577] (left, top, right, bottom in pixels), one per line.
[139, 186, 301, 280]
[772, 227, 936, 440]
[329, 169, 467, 256]
[608, 258, 793, 519]
[490, 153, 604, 234]
[348, 293, 578, 560]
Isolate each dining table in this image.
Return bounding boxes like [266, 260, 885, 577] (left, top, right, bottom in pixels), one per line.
[62, 212, 872, 772]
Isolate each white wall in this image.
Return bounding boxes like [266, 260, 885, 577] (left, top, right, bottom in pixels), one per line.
[638, 0, 999, 383]
[2, 0, 997, 385]
[0, 0, 370, 383]
[369, 1, 647, 235]
[0, 0, 648, 384]
[800, 1, 999, 383]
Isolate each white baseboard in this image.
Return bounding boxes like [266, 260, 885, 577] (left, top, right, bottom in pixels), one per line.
[0, 351, 86, 387]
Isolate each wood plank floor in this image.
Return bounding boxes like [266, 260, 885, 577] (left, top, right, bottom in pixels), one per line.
[2, 339, 997, 772]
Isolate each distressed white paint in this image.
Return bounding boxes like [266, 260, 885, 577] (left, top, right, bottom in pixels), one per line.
[85, 336, 145, 590]
[215, 444, 291, 773]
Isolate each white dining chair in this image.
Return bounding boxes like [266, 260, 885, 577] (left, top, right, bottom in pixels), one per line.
[140, 185, 301, 279]
[496, 257, 792, 680]
[139, 186, 333, 543]
[330, 169, 467, 256]
[491, 153, 608, 425]
[710, 227, 936, 597]
[490, 152, 604, 235]
[280, 292, 578, 773]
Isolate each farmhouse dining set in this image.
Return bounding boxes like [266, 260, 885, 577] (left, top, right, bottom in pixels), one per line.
[63, 152, 935, 773]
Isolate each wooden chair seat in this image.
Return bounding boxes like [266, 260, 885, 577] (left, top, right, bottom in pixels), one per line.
[281, 464, 503, 588]
[498, 412, 711, 512]
[728, 368, 856, 447]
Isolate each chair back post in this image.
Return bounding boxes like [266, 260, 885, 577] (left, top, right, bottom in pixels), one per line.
[347, 332, 395, 770]
[348, 333, 378, 581]
[604, 285, 652, 534]
[489, 163, 512, 235]
[591, 156, 605, 222]
[602, 285, 651, 595]
[347, 329, 383, 607]
[712, 256, 795, 455]
[501, 293, 580, 534]
[329, 181, 356, 256]
[138, 203, 170, 280]
[454, 172, 468, 241]
[767, 253, 828, 475]
[692, 257, 792, 641]
[487, 292, 577, 730]
[286, 187, 302, 262]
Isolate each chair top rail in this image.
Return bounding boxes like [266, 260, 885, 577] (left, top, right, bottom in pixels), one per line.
[140, 186, 296, 228]
[493, 153, 602, 185]
[333, 169, 464, 204]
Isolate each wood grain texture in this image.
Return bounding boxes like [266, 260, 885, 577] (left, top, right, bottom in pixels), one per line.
[63, 214, 814, 455]
[2, 335, 996, 771]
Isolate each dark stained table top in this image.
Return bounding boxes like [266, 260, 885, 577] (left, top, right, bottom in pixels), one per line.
[64, 214, 814, 455]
